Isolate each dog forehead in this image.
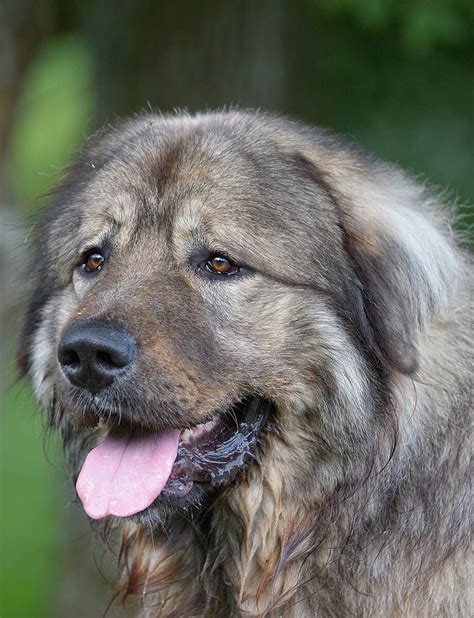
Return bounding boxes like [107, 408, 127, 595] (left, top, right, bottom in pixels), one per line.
[73, 121, 247, 218]
[50, 115, 342, 275]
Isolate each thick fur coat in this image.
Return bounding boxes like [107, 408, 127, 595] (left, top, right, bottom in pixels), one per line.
[19, 110, 472, 616]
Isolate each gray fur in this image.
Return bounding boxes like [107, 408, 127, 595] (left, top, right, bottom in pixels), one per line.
[20, 110, 472, 616]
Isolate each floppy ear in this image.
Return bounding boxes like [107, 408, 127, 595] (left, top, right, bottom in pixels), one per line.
[293, 146, 458, 375]
[338, 208, 420, 375]
[333, 168, 459, 375]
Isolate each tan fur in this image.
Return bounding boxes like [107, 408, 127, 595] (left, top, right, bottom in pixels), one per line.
[20, 110, 472, 616]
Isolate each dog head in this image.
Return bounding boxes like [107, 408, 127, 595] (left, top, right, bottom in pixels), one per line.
[19, 111, 457, 524]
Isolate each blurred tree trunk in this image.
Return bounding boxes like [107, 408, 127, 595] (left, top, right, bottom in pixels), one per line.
[82, 0, 288, 123]
[0, 0, 51, 198]
[0, 1, 51, 370]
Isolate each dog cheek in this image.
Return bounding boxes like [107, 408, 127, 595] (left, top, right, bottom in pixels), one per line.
[29, 290, 80, 407]
[30, 318, 56, 407]
[209, 288, 305, 394]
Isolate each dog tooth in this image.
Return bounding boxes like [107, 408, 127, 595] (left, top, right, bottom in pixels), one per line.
[180, 428, 193, 443]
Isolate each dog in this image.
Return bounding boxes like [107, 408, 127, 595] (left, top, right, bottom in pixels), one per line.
[19, 110, 472, 616]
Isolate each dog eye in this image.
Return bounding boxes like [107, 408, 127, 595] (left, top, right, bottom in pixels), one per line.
[82, 250, 105, 273]
[206, 255, 240, 276]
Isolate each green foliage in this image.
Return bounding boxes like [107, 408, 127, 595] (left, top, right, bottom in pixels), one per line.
[9, 34, 93, 205]
[0, 378, 61, 618]
[314, 0, 471, 51]
[402, 2, 470, 52]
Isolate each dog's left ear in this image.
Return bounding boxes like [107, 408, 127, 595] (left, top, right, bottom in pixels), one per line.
[337, 203, 421, 375]
[296, 150, 458, 375]
[334, 167, 458, 375]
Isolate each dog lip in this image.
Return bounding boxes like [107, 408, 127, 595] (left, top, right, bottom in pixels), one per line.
[163, 396, 271, 495]
[100, 411, 220, 435]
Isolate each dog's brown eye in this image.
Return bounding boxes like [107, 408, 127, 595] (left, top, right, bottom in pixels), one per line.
[83, 251, 105, 273]
[206, 255, 239, 275]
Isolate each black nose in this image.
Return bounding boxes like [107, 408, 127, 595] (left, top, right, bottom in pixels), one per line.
[58, 321, 137, 393]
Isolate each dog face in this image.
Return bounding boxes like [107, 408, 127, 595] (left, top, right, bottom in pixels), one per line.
[20, 111, 450, 525]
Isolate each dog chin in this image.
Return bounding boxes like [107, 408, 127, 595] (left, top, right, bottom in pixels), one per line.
[128, 483, 210, 527]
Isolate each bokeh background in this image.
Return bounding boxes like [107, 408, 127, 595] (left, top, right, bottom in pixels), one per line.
[1, 1, 472, 616]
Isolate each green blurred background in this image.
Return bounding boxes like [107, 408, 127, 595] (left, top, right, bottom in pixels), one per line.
[0, 1, 472, 616]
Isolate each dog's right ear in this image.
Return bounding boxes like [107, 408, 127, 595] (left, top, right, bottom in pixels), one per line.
[296, 150, 459, 375]
[17, 270, 54, 380]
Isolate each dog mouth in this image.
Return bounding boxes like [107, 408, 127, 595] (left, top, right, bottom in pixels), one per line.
[75, 397, 271, 520]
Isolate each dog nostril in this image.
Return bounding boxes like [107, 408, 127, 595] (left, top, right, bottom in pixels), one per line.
[96, 350, 121, 370]
[59, 348, 81, 369]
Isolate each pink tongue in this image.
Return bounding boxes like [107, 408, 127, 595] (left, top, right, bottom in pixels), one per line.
[76, 426, 180, 519]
